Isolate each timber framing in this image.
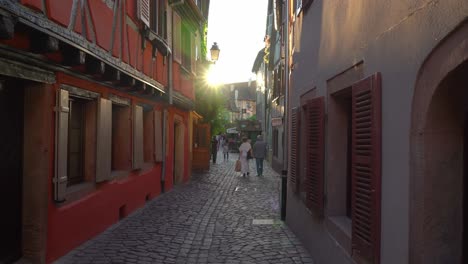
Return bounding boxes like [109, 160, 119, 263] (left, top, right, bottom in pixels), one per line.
[0, 1, 165, 94]
[0, 56, 55, 84]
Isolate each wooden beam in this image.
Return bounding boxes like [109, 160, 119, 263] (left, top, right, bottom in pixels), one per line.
[0, 14, 15, 39]
[61, 43, 86, 66]
[85, 55, 105, 76]
[118, 74, 136, 89]
[30, 32, 59, 53]
[103, 67, 121, 83]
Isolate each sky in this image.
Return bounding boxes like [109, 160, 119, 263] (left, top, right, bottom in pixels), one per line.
[206, 0, 268, 85]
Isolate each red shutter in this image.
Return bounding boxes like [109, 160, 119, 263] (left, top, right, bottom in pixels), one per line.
[304, 97, 325, 216]
[351, 73, 381, 264]
[290, 107, 300, 193]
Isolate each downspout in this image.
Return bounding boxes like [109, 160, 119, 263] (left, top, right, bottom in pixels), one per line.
[281, 0, 290, 221]
[162, 52, 173, 193]
[161, 107, 168, 193]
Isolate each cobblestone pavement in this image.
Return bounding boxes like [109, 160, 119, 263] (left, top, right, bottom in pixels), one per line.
[56, 151, 314, 264]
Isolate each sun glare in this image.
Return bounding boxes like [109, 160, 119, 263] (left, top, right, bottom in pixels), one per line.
[206, 65, 223, 86]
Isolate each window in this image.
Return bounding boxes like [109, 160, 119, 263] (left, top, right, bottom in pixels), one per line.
[329, 91, 353, 219]
[181, 24, 192, 71]
[150, 0, 167, 39]
[54, 88, 98, 202]
[67, 97, 91, 186]
[111, 102, 132, 172]
[173, 12, 182, 63]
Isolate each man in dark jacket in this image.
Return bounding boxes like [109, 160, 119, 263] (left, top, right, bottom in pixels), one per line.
[211, 136, 218, 164]
[252, 135, 267, 176]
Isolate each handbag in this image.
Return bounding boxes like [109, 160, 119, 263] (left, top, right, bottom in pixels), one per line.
[247, 150, 253, 160]
[235, 160, 241, 172]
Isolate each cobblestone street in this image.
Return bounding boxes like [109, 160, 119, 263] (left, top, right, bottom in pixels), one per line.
[56, 151, 314, 264]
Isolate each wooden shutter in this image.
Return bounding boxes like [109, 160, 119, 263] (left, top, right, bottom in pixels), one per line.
[138, 0, 151, 27]
[54, 89, 69, 202]
[133, 105, 144, 169]
[304, 97, 325, 216]
[290, 107, 300, 193]
[351, 73, 381, 264]
[96, 98, 112, 182]
[154, 110, 163, 162]
[173, 12, 182, 63]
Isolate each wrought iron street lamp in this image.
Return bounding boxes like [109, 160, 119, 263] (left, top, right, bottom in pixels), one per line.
[210, 42, 220, 63]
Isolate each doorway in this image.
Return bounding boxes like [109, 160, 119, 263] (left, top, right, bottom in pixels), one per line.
[412, 59, 468, 263]
[0, 78, 24, 263]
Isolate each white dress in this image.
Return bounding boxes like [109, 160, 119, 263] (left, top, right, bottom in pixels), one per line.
[238, 142, 252, 174]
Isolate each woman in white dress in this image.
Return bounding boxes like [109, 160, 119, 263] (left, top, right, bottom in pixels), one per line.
[238, 137, 252, 177]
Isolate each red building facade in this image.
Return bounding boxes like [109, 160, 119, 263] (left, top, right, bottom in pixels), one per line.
[0, 0, 209, 263]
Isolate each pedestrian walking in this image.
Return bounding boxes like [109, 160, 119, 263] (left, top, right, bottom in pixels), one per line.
[222, 140, 229, 161]
[211, 136, 218, 164]
[238, 137, 252, 177]
[252, 135, 267, 176]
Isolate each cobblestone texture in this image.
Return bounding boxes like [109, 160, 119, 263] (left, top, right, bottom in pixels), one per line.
[55, 152, 314, 264]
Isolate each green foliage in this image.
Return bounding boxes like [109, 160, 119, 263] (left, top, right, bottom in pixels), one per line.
[201, 22, 208, 62]
[194, 82, 229, 136]
[247, 114, 257, 121]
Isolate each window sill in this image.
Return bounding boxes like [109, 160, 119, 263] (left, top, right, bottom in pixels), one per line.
[111, 170, 131, 180]
[140, 162, 155, 174]
[59, 182, 96, 206]
[147, 30, 170, 56]
[180, 65, 192, 76]
[326, 216, 352, 255]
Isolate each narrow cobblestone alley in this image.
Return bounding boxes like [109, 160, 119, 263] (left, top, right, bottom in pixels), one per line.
[55, 151, 314, 264]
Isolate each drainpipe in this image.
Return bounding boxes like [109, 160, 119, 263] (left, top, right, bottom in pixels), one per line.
[162, 52, 173, 193]
[161, 108, 168, 193]
[281, 0, 290, 221]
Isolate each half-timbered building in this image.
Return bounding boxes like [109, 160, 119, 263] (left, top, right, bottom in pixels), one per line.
[0, 0, 209, 263]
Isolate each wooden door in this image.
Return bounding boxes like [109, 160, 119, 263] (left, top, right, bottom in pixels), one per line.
[0, 81, 23, 263]
[192, 123, 211, 171]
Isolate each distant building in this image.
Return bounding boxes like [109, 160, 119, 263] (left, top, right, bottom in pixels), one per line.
[223, 81, 257, 122]
[252, 0, 285, 173]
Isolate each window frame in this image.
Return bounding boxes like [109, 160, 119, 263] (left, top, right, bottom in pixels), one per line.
[54, 86, 101, 203]
[150, 0, 167, 39]
[110, 95, 132, 176]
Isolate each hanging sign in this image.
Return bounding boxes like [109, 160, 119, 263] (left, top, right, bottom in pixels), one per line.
[271, 117, 283, 127]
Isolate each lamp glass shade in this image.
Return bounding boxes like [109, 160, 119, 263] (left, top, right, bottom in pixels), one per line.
[210, 42, 220, 62]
